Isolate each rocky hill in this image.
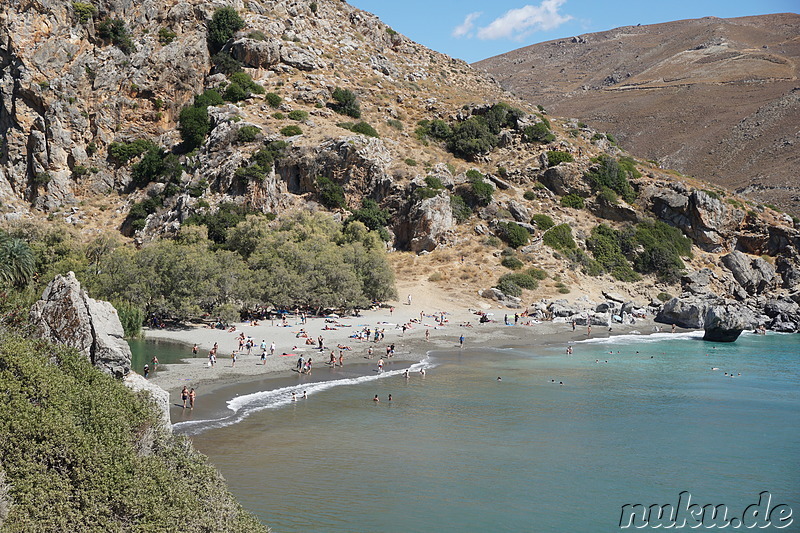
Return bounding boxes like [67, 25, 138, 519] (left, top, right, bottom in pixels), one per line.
[0, 0, 799, 336]
[475, 14, 800, 215]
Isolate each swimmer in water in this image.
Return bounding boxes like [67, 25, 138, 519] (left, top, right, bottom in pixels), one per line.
[291, 392, 296, 401]
[497, 377, 502, 381]
[373, 394, 379, 402]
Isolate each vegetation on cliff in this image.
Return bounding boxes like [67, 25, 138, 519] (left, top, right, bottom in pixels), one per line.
[0, 331, 267, 532]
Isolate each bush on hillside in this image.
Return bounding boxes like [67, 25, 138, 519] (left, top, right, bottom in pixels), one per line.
[178, 105, 210, 150]
[560, 194, 585, 209]
[108, 139, 158, 165]
[207, 7, 244, 53]
[584, 155, 638, 204]
[523, 122, 555, 144]
[496, 221, 530, 249]
[330, 87, 361, 118]
[446, 116, 497, 159]
[97, 18, 135, 54]
[265, 93, 282, 108]
[280, 125, 302, 136]
[531, 213, 555, 231]
[546, 150, 574, 167]
[501, 255, 524, 270]
[316, 176, 345, 209]
[450, 195, 471, 223]
[543, 223, 576, 251]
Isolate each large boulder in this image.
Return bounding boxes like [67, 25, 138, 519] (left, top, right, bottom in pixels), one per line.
[655, 296, 716, 328]
[764, 298, 800, 332]
[124, 373, 171, 430]
[703, 304, 751, 342]
[30, 272, 131, 378]
[721, 250, 777, 295]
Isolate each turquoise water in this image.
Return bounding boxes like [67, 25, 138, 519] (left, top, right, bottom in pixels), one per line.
[178, 332, 799, 532]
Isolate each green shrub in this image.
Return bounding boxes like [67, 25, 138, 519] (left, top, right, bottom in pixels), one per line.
[72, 2, 96, 23]
[598, 187, 619, 204]
[224, 72, 264, 102]
[331, 87, 361, 118]
[211, 52, 242, 75]
[447, 116, 497, 159]
[496, 221, 530, 248]
[424, 176, 444, 189]
[523, 122, 555, 143]
[526, 267, 547, 280]
[543, 223, 576, 251]
[178, 105, 210, 150]
[501, 255, 524, 270]
[130, 147, 182, 189]
[346, 199, 390, 241]
[560, 194, 585, 209]
[585, 224, 640, 281]
[497, 278, 521, 297]
[450, 195, 471, 223]
[248, 30, 267, 41]
[237, 125, 261, 143]
[207, 7, 244, 53]
[546, 150, 574, 166]
[288, 110, 308, 121]
[97, 18, 135, 54]
[266, 92, 282, 108]
[657, 292, 673, 302]
[624, 220, 692, 283]
[497, 272, 538, 295]
[310, 2, 318, 13]
[280, 125, 302, 136]
[113, 301, 144, 338]
[405, 158, 418, 167]
[71, 165, 89, 179]
[272, 112, 285, 120]
[158, 27, 177, 45]
[585, 154, 637, 203]
[531, 213, 555, 231]
[350, 121, 379, 138]
[523, 190, 536, 201]
[387, 118, 403, 130]
[317, 176, 345, 209]
[194, 89, 223, 108]
[108, 139, 158, 165]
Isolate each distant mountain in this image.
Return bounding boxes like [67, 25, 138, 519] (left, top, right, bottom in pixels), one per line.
[475, 14, 800, 215]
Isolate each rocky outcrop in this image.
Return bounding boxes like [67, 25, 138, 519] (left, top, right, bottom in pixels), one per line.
[30, 272, 132, 378]
[721, 250, 777, 295]
[764, 298, 800, 332]
[655, 295, 717, 328]
[703, 304, 750, 342]
[649, 186, 744, 252]
[538, 163, 590, 197]
[124, 373, 171, 430]
[406, 194, 454, 253]
[30, 272, 173, 428]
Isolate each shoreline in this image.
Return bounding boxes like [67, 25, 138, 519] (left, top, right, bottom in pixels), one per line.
[141, 301, 666, 425]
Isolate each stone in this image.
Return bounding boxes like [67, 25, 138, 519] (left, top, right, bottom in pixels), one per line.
[30, 272, 131, 378]
[539, 163, 590, 197]
[407, 193, 454, 253]
[481, 288, 505, 301]
[721, 250, 777, 295]
[602, 291, 626, 303]
[703, 304, 750, 342]
[655, 296, 716, 329]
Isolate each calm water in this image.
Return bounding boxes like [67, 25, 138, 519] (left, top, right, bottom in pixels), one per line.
[174, 332, 799, 532]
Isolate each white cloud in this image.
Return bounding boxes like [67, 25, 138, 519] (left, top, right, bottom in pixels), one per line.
[452, 11, 482, 38]
[477, 0, 572, 40]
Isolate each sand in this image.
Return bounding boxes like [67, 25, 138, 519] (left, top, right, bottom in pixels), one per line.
[144, 292, 660, 419]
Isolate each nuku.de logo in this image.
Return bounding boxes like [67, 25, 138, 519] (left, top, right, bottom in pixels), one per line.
[619, 491, 793, 529]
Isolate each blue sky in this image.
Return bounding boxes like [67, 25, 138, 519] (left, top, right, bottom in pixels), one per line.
[348, 0, 797, 63]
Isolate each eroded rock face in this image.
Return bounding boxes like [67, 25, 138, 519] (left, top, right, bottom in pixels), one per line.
[539, 163, 590, 197]
[406, 194, 454, 253]
[721, 250, 777, 295]
[30, 271, 131, 378]
[655, 296, 715, 328]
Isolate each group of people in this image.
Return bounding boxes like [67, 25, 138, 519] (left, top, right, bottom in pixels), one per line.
[180, 386, 196, 408]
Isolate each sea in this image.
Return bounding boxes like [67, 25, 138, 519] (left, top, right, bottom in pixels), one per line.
[138, 332, 800, 532]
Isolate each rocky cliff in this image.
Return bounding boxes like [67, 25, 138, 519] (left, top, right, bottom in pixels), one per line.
[1, 1, 799, 332]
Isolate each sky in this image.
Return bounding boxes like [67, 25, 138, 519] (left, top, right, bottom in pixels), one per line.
[348, 0, 797, 63]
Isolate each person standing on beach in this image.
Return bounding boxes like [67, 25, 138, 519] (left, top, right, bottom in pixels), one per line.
[407, 294, 412, 306]
[587, 324, 591, 336]
[671, 323, 676, 333]
[459, 334, 465, 348]
[181, 386, 189, 408]
[189, 388, 196, 409]
[572, 320, 576, 331]
[261, 350, 266, 365]
[378, 358, 384, 373]
[297, 357, 304, 371]
[192, 344, 198, 357]
[231, 351, 238, 367]
[425, 329, 430, 342]
[338, 351, 344, 367]
[270, 341, 276, 356]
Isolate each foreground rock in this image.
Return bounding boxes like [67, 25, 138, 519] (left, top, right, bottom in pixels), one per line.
[30, 272, 131, 378]
[30, 272, 171, 428]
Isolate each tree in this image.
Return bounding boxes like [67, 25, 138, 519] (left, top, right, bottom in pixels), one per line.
[207, 7, 244, 53]
[178, 105, 210, 151]
[0, 233, 35, 287]
[447, 117, 497, 159]
[330, 87, 361, 118]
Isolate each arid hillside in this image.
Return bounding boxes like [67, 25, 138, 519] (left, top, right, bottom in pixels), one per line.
[475, 14, 800, 215]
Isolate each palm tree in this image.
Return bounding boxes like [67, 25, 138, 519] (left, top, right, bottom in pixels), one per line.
[0, 232, 36, 287]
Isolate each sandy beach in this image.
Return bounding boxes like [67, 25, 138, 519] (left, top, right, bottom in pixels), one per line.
[143, 292, 660, 423]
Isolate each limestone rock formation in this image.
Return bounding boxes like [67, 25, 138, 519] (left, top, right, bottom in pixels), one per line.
[655, 296, 716, 329]
[721, 250, 777, 295]
[406, 194, 454, 253]
[703, 304, 750, 342]
[30, 272, 131, 378]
